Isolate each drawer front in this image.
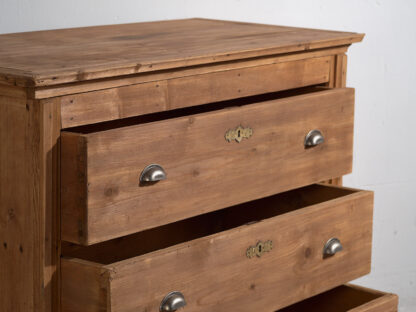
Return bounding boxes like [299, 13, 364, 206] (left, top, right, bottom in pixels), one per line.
[278, 284, 398, 312]
[61, 184, 373, 312]
[59, 56, 331, 128]
[61, 88, 354, 245]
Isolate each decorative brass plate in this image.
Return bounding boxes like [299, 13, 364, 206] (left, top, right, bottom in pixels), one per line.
[225, 125, 253, 143]
[246, 240, 273, 259]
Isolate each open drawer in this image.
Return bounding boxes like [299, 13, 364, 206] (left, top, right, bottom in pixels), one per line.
[277, 284, 398, 312]
[61, 184, 373, 312]
[61, 87, 355, 245]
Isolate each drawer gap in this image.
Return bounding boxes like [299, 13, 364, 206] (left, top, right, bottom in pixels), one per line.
[62, 184, 355, 264]
[64, 86, 327, 134]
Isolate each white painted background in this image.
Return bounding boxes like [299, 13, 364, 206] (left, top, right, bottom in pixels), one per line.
[1, 0, 415, 310]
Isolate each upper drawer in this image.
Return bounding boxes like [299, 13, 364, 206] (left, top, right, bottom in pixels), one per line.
[61, 184, 373, 312]
[59, 56, 331, 128]
[61, 87, 354, 245]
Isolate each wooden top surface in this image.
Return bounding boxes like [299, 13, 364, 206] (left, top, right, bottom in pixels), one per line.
[0, 18, 364, 87]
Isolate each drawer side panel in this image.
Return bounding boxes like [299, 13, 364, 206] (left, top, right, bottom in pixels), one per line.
[277, 284, 397, 312]
[61, 259, 108, 312]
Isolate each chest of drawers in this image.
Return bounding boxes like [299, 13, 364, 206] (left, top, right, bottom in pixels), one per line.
[0, 18, 398, 312]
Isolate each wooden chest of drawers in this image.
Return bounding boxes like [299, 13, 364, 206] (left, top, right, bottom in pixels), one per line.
[0, 18, 398, 312]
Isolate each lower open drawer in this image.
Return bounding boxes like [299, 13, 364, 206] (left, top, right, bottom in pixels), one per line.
[61, 184, 373, 312]
[277, 284, 398, 312]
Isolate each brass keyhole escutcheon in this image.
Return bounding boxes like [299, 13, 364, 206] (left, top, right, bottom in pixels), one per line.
[246, 240, 273, 259]
[225, 125, 253, 143]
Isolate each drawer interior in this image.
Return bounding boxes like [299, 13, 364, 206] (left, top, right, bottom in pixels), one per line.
[277, 285, 397, 312]
[62, 184, 357, 264]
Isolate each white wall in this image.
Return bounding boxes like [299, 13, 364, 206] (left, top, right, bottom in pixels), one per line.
[1, 0, 415, 310]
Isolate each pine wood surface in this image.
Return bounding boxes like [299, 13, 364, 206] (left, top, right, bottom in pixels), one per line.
[0, 92, 61, 311]
[324, 52, 348, 186]
[0, 18, 363, 87]
[59, 56, 331, 128]
[61, 87, 355, 245]
[61, 184, 373, 312]
[0, 93, 41, 311]
[278, 284, 398, 312]
[0, 19, 378, 312]
[35, 45, 348, 100]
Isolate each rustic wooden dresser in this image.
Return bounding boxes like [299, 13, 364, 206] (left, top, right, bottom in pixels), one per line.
[0, 18, 398, 312]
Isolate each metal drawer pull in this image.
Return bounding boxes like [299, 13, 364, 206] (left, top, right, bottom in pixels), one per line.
[304, 129, 324, 147]
[323, 237, 343, 256]
[140, 164, 167, 182]
[160, 291, 187, 311]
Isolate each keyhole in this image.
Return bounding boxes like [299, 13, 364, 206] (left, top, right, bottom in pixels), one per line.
[258, 245, 262, 252]
[238, 130, 241, 137]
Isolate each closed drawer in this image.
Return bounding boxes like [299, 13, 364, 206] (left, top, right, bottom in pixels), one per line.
[278, 284, 398, 312]
[61, 184, 373, 312]
[61, 87, 354, 245]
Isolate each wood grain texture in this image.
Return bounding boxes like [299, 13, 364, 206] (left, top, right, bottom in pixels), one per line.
[0, 91, 61, 312]
[335, 53, 348, 88]
[331, 54, 349, 186]
[0, 84, 28, 98]
[349, 288, 398, 312]
[35, 46, 348, 100]
[60, 56, 331, 128]
[279, 284, 398, 312]
[40, 98, 61, 312]
[349, 295, 398, 312]
[0, 19, 371, 312]
[61, 88, 355, 245]
[60, 184, 360, 264]
[324, 53, 349, 186]
[60, 132, 88, 244]
[61, 184, 373, 312]
[0, 18, 364, 87]
[61, 259, 108, 312]
[0, 93, 41, 311]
